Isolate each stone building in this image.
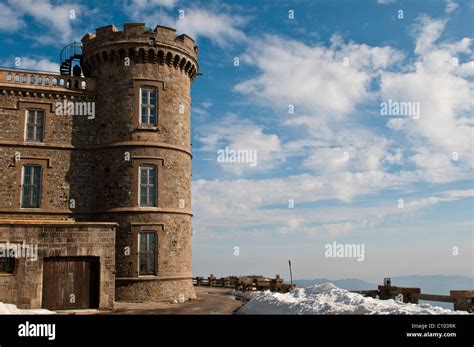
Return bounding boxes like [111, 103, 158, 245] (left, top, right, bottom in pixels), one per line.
[0, 23, 199, 309]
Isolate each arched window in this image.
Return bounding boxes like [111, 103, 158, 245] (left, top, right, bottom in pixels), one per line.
[45, 77, 50, 85]
[128, 48, 135, 63]
[22, 75, 27, 83]
[7, 73, 12, 81]
[59, 79, 65, 86]
[138, 49, 145, 63]
[30, 75, 35, 84]
[81, 81, 86, 90]
[179, 58, 186, 70]
[157, 50, 164, 64]
[148, 49, 155, 64]
[165, 52, 173, 66]
[15, 74, 19, 82]
[38, 76, 43, 84]
[52, 78, 57, 86]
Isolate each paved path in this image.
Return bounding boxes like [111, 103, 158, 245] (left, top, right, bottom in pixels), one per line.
[106, 287, 244, 315]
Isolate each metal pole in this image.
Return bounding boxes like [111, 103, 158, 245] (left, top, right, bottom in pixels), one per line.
[288, 260, 293, 287]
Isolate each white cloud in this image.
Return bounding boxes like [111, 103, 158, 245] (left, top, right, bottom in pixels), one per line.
[377, 0, 396, 4]
[7, 0, 82, 42]
[301, 132, 393, 174]
[411, 15, 446, 56]
[235, 35, 402, 123]
[193, 170, 410, 221]
[194, 13, 473, 242]
[455, 60, 474, 77]
[174, 8, 247, 47]
[192, 100, 214, 118]
[0, 3, 24, 31]
[0, 57, 59, 72]
[380, 15, 473, 183]
[405, 189, 474, 210]
[128, 0, 176, 10]
[21, 57, 59, 72]
[193, 170, 472, 238]
[445, 0, 459, 13]
[125, 5, 247, 47]
[385, 148, 403, 165]
[196, 114, 284, 175]
[233, 35, 406, 180]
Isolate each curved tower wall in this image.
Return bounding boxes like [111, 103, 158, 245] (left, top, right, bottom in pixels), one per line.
[81, 23, 198, 301]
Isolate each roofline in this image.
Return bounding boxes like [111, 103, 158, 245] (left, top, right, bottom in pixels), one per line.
[0, 66, 60, 75]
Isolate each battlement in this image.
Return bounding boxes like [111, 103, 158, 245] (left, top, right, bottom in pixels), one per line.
[81, 23, 199, 80]
[82, 22, 198, 61]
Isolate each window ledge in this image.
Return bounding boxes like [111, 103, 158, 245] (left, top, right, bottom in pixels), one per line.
[25, 141, 45, 144]
[134, 126, 160, 132]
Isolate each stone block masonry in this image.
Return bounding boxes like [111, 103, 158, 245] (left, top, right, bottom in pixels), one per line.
[0, 22, 199, 308]
[0, 221, 116, 309]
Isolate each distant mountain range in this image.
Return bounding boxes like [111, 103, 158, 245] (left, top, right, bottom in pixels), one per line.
[294, 275, 473, 310]
[295, 278, 377, 291]
[295, 275, 473, 294]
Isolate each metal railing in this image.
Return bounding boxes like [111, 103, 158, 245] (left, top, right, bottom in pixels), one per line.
[60, 42, 83, 65]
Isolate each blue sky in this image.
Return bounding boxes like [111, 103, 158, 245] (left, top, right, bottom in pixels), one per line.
[0, 0, 472, 282]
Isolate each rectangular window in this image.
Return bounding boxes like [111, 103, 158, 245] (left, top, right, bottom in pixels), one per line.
[139, 232, 156, 275]
[140, 166, 157, 207]
[0, 251, 15, 274]
[140, 87, 157, 125]
[26, 110, 45, 142]
[22, 166, 41, 208]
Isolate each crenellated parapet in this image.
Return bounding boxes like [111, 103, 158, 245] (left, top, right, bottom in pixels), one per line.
[81, 23, 199, 80]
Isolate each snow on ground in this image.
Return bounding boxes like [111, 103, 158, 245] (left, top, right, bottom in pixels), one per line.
[0, 302, 55, 315]
[237, 283, 469, 315]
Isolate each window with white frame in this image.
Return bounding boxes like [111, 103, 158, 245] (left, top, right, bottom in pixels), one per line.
[140, 87, 157, 125]
[139, 166, 157, 207]
[25, 109, 44, 142]
[139, 232, 157, 275]
[21, 165, 42, 208]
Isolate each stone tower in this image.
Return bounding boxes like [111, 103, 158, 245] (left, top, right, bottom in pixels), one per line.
[81, 23, 198, 301]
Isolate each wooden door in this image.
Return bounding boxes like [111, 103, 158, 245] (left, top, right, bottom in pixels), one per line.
[42, 257, 100, 310]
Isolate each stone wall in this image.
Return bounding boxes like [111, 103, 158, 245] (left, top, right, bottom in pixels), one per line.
[0, 22, 198, 304]
[82, 23, 197, 302]
[0, 91, 96, 215]
[116, 278, 195, 302]
[0, 221, 116, 309]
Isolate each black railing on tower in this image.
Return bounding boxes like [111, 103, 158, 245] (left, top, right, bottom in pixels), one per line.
[60, 42, 83, 76]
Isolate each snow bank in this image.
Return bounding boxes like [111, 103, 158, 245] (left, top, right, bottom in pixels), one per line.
[237, 283, 469, 315]
[0, 302, 55, 315]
